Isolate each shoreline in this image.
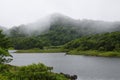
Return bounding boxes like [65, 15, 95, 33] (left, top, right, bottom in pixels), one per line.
[67, 50, 120, 57]
[15, 48, 67, 53]
[13, 49, 120, 57]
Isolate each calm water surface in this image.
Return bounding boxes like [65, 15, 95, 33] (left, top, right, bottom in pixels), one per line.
[9, 50, 120, 80]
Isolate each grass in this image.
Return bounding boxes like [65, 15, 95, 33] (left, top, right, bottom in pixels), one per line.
[8, 47, 14, 50]
[67, 50, 120, 57]
[16, 48, 68, 53]
[15, 48, 120, 57]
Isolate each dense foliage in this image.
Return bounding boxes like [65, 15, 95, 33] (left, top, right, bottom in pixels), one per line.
[0, 48, 12, 64]
[0, 30, 11, 49]
[38, 24, 81, 46]
[64, 31, 120, 51]
[9, 24, 81, 49]
[0, 30, 12, 64]
[0, 63, 68, 80]
[5, 14, 120, 49]
[0, 29, 68, 80]
[10, 37, 45, 50]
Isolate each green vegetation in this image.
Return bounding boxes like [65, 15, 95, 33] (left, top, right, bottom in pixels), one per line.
[64, 31, 120, 57]
[0, 30, 11, 49]
[16, 48, 67, 53]
[2, 14, 120, 52]
[38, 24, 81, 46]
[10, 37, 45, 50]
[12, 31, 120, 57]
[0, 30, 68, 80]
[2, 14, 120, 79]
[8, 15, 120, 51]
[7, 30, 120, 57]
[67, 50, 120, 57]
[0, 48, 12, 64]
[0, 63, 68, 80]
[0, 30, 12, 64]
[9, 24, 81, 50]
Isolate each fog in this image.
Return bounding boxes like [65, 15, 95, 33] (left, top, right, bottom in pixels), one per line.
[3, 13, 119, 36]
[0, 0, 120, 28]
[24, 16, 51, 35]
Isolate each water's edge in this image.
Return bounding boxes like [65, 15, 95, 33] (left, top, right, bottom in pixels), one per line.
[9, 50, 120, 80]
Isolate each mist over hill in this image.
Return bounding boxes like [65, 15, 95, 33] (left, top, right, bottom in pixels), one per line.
[1, 13, 120, 47]
[0, 26, 7, 31]
[0, 13, 120, 49]
[4, 13, 120, 37]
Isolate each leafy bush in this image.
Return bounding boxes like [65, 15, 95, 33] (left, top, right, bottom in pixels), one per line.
[0, 48, 13, 64]
[5, 63, 68, 80]
[0, 74, 8, 80]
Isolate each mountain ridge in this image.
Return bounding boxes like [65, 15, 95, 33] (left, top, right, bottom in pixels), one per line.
[0, 13, 120, 37]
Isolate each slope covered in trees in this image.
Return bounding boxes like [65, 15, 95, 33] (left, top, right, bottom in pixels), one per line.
[1, 13, 120, 49]
[10, 37, 45, 50]
[7, 14, 120, 37]
[63, 31, 120, 57]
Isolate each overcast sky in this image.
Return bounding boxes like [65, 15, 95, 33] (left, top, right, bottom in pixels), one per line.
[0, 0, 120, 28]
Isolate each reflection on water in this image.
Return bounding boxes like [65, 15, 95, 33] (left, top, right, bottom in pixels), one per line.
[9, 50, 120, 80]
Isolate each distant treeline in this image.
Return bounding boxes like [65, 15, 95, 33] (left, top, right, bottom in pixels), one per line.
[1, 14, 120, 50]
[9, 24, 81, 49]
[64, 31, 120, 51]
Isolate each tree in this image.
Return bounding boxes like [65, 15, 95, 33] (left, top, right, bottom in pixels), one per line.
[0, 30, 11, 49]
[64, 31, 120, 51]
[0, 30, 12, 64]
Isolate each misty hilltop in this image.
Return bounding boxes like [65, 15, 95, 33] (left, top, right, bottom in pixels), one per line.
[1, 13, 120, 47]
[0, 13, 120, 38]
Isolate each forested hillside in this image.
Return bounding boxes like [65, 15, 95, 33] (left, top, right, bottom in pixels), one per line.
[7, 14, 120, 37]
[64, 31, 120, 51]
[63, 31, 120, 57]
[1, 14, 120, 49]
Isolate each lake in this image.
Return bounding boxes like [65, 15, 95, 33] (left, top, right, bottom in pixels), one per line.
[9, 50, 120, 80]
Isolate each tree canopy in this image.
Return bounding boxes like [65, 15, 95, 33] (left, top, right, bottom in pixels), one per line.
[64, 31, 120, 51]
[0, 30, 12, 64]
